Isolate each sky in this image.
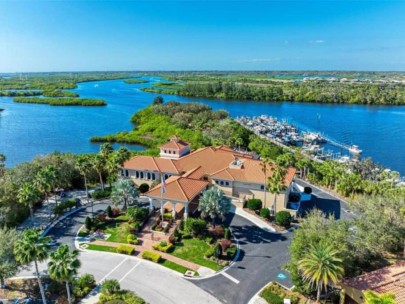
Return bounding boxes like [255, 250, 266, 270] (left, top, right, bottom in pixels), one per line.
[0, 0, 405, 72]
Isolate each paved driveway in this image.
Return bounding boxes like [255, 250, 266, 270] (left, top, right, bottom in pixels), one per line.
[295, 178, 355, 220]
[192, 214, 293, 304]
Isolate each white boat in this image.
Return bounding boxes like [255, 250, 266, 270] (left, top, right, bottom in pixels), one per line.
[349, 145, 362, 154]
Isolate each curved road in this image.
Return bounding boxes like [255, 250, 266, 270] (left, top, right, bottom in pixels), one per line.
[17, 201, 297, 304]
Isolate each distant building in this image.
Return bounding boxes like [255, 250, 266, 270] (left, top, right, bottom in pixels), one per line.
[340, 261, 405, 304]
[120, 136, 296, 219]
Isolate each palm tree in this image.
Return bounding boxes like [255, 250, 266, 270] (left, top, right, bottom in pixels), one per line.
[35, 167, 53, 208]
[198, 186, 231, 226]
[111, 179, 139, 210]
[17, 183, 40, 220]
[76, 155, 92, 200]
[115, 147, 131, 167]
[259, 158, 269, 206]
[234, 137, 243, 152]
[100, 143, 114, 160]
[14, 229, 50, 304]
[93, 154, 106, 191]
[363, 291, 396, 304]
[298, 243, 344, 302]
[267, 163, 287, 216]
[48, 245, 81, 304]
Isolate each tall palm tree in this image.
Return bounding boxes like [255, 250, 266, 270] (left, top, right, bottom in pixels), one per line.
[14, 229, 50, 304]
[35, 167, 53, 208]
[363, 291, 396, 304]
[267, 163, 287, 216]
[115, 147, 131, 167]
[100, 143, 114, 160]
[76, 155, 92, 200]
[17, 183, 40, 220]
[93, 154, 106, 191]
[48, 245, 81, 304]
[259, 158, 269, 206]
[111, 179, 139, 210]
[298, 243, 344, 302]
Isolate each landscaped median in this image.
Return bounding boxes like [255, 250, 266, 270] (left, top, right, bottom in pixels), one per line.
[77, 205, 239, 278]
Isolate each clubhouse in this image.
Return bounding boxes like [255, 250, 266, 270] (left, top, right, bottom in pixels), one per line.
[120, 136, 296, 218]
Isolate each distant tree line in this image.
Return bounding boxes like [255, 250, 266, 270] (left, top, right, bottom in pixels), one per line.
[174, 81, 405, 105]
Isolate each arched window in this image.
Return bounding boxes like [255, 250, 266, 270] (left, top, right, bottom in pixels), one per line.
[152, 173, 156, 180]
[140, 172, 144, 179]
[147, 172, 151, 180]
[136, 171, 139, 178]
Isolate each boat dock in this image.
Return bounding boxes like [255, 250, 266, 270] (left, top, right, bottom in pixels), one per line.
[236, 115, 362, 162]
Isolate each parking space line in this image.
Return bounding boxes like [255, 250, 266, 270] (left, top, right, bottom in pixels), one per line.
[119, 261, 142, 283]
[99, 257, 129, 283]
[221, 271, 240, 284]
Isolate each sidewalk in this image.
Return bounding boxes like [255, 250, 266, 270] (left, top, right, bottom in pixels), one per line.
[19, 190, 93, 231]
[232, 205, 277, 233]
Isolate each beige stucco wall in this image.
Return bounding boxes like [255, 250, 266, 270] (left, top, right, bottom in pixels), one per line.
[340, 286, 364, 304]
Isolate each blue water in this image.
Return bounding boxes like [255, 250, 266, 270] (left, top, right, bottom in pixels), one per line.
[0, 77, 404, 175]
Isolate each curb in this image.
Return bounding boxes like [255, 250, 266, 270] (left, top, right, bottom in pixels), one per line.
[41, 206, 86, 237]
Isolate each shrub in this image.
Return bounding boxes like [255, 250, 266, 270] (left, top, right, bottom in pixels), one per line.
[106, 206, 113, 218]
[204, 246, 215, 258]
[126, 234, 138, 245]
[179, 219, 185, 231]
[247, 199, 262, 211]
[129, 222, 140, 234]
[220, 239, 232, 252]
[224, 228, 231, 240]
[214, 243, 222, 258]
[260, 208, 270, 219]
[205, 236, 214, 244]
[210, 225, 225, 238]
[54, 198, 77, 216]
[152, 241, 173, 253]
[116, 215, 130, 222]
[163, 212, 172, 220]
[142, 251, 161, 263]
[122, 292, 146, 304]
[73, 273, 96, 297]
[275, 211, 292, 227]
[226, 246, 237, 259]
[304, 186, 312, 194]
[85, 216, 92, 231]
[116, 245, 135, 255]
[260, 283, 300, 304]
[138, 183, 150, 194]
[185, 218, 207, 236]
[126, 207, 149, 222]
[91, 188, 112, 199]
[101, 279, 120, 295]
[112, 207, 121, 217]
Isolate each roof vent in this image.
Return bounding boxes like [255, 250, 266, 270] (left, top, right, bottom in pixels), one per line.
[229, 157, 243, 169]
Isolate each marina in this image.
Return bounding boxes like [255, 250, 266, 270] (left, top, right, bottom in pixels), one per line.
[236, 115, 363, 163]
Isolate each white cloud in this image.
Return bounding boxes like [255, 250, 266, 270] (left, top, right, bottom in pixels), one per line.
[309, 40, 325, 44]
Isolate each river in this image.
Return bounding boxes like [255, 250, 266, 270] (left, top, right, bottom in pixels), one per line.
[0, 77, 404, 175]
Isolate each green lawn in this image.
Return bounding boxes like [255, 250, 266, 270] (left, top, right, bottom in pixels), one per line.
[171, 238, 223, 271]
[78, 230, 89, 237]
[105, 222, 131, 243]
[159, 259, 199, 276]
[86, 244, 117, 253]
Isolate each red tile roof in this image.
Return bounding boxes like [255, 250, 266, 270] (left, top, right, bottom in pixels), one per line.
[146, 176, 208, 202]
[343, 261, 405, 303]
[159, 136, 190, 150]
[123, 156, 181, 174]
